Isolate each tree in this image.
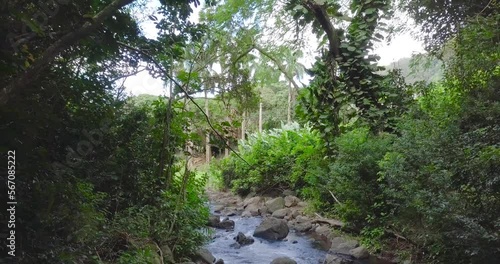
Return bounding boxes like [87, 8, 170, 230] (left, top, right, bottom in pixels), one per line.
[399, 0, 497, 52]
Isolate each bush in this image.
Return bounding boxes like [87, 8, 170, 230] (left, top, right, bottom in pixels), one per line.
[325, 128, 394, 228]
[212, 123, 327, 197]
[379, 84, 500, 263]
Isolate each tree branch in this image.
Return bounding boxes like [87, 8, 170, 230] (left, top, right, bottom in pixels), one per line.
[302, 0, 341, 59]
[117, 41, 251, 167]
[1, 0, 137, 105]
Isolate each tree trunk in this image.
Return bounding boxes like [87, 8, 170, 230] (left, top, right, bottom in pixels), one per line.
[287, 81, 292, 123]
[241, 111, 246, 140]
[259, 102, 263, 132]
[205, 89, 211, 163]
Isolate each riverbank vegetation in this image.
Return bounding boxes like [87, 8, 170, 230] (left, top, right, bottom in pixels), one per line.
[211, 2, 500, 263]
[1, 0, 498, 263]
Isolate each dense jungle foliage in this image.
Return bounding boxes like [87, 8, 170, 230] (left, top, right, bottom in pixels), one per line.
[0, 0, 498, 263]
[212, 1, 500, 263]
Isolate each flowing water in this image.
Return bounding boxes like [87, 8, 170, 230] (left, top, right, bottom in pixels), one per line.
[206, 214, 327, 264]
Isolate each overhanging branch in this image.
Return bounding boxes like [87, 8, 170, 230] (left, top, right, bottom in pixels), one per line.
[1, 0, 137, 105]
[117, 41, 251, 167]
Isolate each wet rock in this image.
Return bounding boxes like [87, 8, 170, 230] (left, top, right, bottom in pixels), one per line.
[254, 217, 289, 240]
[265, 197, 285, 213]
[284, 195, 300, 207]
[270, 256, 297, 264]
[234, 232, 254, 246]
[349, 246, 369, 259]
[272, 208, 290, 219]
[215, 259, 224, 264]
[241, 210, 252, 217]
[221, 207, 237, 216]
[207, 215, 220, 227]
[195, 248, 216, 264]
[217, 217, 235, 230]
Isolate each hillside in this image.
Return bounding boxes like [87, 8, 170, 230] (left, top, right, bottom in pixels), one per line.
[384, 56, 444, 84]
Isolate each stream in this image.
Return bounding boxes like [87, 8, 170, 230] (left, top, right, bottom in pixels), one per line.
[206, 214, 327, 264]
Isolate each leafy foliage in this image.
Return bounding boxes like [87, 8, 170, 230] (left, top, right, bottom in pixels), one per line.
[212, 123, 327, 197]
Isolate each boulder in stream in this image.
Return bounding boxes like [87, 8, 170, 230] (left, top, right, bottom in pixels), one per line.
[270, 256, 297, 264]
[253, 217, 289, 240]
[217, 217, 235, 230]
[207, 215, 220, 227]
[233, 232, 254, 247]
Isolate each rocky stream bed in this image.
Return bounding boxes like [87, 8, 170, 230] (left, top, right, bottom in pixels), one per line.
[184, 190, 400, 264]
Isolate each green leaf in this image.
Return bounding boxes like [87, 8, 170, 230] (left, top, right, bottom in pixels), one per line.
[364, 8, 377, 15]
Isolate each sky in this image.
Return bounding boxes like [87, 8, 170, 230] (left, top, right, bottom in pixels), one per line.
[123, 3, 425, 97]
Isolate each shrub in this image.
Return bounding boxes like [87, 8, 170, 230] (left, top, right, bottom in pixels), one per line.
[379, 84, 500, 263]
[212, 123, 327, 197]
[325, 127, 394, 228]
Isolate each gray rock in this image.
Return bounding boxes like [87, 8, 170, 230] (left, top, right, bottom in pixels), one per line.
[330, 237, 359, 255]
[221, 207, 237, 216]
[349, 246, 369, 259]
[284, 195, 299, 207]
[195, 248, 215, 264]
[244, 203, 261, 216]
[282, 190, 296, 196]
[270, 257, 297, 264]
[294, 221, 312, 232]
[290, 209, 300, 219]
[234, 232, 254, 246]
[323, 254, 353, 264]
[272, 208, 290, 219]
[265, 197, 285, 213]
[207, 215, 220, 227]
[315, 225, 331, 238]
[241, 210, 252, 217]
[254, 217, 289, 240]
[213, 204, 225, 213]
[215, 259, 224, 264]
[297, 201, 308, 207]
[243, 196, 263, 207]
[217, 218, 235, 230]
[258, 205, 269, 216]
[295, 215, 309, 222]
